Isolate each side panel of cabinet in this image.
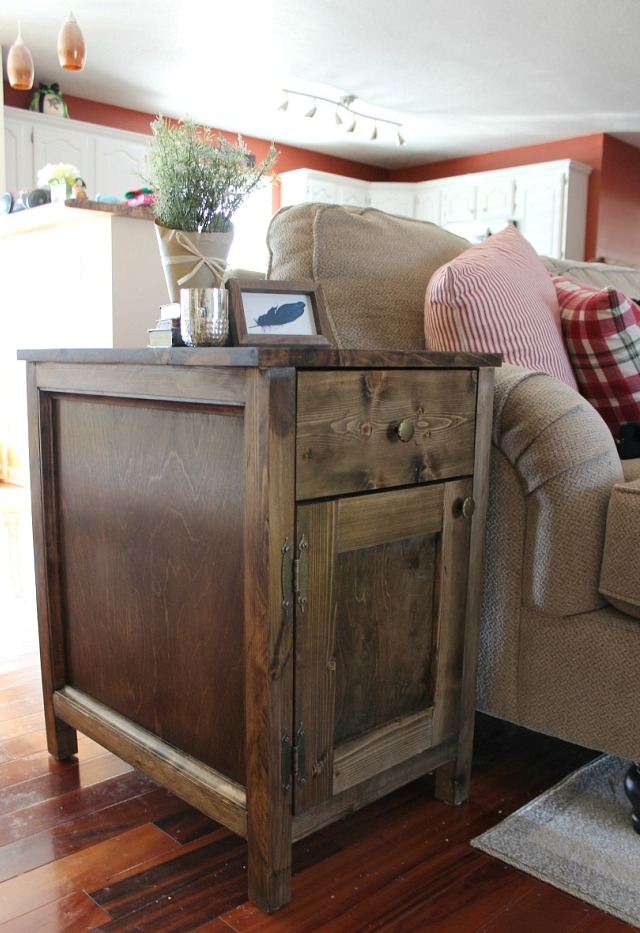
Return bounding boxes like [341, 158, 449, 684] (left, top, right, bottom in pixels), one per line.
[94, 135, 150, 200]
[293, 479, 472, 814]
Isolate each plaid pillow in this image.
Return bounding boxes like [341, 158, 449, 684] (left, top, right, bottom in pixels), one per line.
[552, 274, 640, 432]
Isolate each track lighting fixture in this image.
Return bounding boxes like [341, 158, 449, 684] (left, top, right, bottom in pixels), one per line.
[279, 89, 406, 145]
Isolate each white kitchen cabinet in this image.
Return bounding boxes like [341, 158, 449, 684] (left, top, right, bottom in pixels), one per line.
[279, 168, 368, 209]
[279, 161, 590, 259]
[367, 182, 415, 217]
[3, 106, 151, 200]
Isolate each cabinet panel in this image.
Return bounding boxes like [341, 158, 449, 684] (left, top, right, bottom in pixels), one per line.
[517, 172, 565, 258]
[3, 118, 33, 191]
[94, 135, 149, 199]
[33, 123, 93, 191]
[294, 479, 472, 813]
[296, 369, 477, 499]
[368, 183, 415, 217]
[476, 176, 516, 219]
[440, 182, 477, 225]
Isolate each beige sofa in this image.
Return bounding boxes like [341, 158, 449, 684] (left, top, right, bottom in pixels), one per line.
[260, 202, 640, 822]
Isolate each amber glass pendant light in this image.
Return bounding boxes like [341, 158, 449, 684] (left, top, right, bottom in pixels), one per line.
[58, 9, 86, 71]
[7, 23, 35, 90]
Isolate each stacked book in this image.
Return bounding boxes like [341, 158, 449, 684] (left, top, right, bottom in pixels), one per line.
[147, 303, 183, 347]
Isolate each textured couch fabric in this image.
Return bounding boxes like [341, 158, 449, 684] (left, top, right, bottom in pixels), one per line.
[265, 204, 640, 763]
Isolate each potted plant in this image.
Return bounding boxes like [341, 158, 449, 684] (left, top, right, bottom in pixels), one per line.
[142, 115, 278, 302]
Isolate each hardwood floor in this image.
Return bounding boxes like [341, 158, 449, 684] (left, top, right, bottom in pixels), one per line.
[0, 482, 632, 931]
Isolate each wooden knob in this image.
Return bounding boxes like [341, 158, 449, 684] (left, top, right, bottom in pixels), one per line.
[396, 418, 415, 443]
[462, 497, 476, 519]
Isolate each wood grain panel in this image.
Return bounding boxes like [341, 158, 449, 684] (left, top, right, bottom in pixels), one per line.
[296, 369, 477, 499]
[54, 396, 246, 784]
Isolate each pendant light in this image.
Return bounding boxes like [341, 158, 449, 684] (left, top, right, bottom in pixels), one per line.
[7, 25, 34, 90]
[58, 9, 86, 71]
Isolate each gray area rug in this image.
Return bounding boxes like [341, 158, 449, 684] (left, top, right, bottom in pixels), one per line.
[472, 755, 640, 927]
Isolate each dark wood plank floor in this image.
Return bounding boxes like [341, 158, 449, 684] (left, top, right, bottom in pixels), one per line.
[0, 482, 633, 931]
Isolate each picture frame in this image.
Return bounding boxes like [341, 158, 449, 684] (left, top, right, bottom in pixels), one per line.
[228, 279, 334, 347]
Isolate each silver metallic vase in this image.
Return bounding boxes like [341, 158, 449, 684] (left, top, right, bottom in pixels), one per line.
[179, 288, 229, 347]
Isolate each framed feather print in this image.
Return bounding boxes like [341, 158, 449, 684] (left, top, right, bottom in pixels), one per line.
[228, 279, 334, 347]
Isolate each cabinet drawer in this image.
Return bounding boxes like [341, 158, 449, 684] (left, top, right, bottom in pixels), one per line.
[296, 369, 477, 500]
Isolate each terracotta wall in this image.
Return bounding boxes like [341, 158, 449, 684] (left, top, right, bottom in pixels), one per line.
[595, 136, 640, 264]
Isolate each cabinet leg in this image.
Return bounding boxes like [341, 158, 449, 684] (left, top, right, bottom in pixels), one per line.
[624, 762, 640, 834]
[434, 757, 470, 806]
[43, 701, 78, 760]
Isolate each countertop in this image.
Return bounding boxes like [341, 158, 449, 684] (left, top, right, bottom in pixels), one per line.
[0, 199, 155, 238]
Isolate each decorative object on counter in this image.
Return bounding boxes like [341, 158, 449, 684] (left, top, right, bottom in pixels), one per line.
[0, 188, 51, 214]
[228, 279, 333, 348]
[95, 193, 121, 203]
[58, 10, 86, 71]
[141, 115, 278, 303]
[179, 287, 229, 347]
[125, 188, 154, 207]
[6, 23, 34, 90]
[29, 83, 69, 118]
[147, 303, 183, 347]
[71, 179, 88, 200]
[37, 162, 85, 202]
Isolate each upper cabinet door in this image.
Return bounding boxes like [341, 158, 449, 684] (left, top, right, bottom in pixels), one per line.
[93, 135, 150, 200]
[33, 123, 93, 191]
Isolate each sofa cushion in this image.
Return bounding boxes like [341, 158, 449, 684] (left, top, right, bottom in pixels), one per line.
[267, 203, 469, 349]
[552, 274, 640, 433]
[424, 225, 578, 389]
[599, 478, 640, 619]
[542, 256, 640, 297]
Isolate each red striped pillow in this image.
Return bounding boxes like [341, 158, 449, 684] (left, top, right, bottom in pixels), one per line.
[424, 224, 578, 389]
[552, 274, 640, 432]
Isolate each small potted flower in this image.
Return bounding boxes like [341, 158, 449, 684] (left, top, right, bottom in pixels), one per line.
[141, 116, 278, 302]
[37, 162, 85, 202]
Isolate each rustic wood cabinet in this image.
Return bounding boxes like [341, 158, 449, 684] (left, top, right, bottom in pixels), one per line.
[21, 347, 496, 912]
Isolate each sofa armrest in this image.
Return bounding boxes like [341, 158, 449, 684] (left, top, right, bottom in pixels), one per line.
[492, 365, 624, 615]
[599, 478, 640, 618]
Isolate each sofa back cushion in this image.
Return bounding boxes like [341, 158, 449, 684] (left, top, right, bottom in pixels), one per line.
[424, 224, 578, 389]
[267, 203, 469, 349]
[552, 275, 640, 432]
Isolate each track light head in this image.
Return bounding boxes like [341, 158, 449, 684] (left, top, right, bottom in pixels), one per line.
[397, 129, 405, 145]
[305, 100, 317, 118]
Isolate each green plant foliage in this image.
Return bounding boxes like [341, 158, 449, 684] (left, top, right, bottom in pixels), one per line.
[142, 116, 279, 233]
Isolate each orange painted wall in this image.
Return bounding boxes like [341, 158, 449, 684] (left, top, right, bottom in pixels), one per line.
[594, 136, 640, 264]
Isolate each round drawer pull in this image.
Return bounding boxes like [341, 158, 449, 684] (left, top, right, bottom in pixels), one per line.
[462, 497, 476, 519]
[395, 418, 415, 443]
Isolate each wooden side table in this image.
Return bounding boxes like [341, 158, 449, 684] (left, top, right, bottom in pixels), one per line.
[21, 346, 497, 912]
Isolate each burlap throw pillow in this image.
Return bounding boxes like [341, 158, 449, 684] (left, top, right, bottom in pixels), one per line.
[267, 203, 469, 349]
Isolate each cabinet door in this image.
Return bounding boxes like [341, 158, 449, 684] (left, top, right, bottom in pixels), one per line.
[440, 182, 477, 225]
[3, 117, 33, 191]
[293, 479, 472, 813]
[476, 175, 515, 220]
[368, 183, 415, 217]
[94, 134, 150, 200]
[414, 184, 442, 224]
[33, 123, 93, 191]
[517, 171, 566, 258]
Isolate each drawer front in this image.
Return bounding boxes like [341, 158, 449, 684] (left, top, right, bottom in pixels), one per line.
[296, 369, 477, 500]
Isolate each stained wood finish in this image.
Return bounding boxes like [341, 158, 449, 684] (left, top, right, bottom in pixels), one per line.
[0, 486, 627, 929]
[22, 349, 497, 913]
[296, 368, 478, 499]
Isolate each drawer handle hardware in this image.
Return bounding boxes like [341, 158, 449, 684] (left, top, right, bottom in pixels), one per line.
[462, 497, 476, 519]
[395, 418, 415, 443]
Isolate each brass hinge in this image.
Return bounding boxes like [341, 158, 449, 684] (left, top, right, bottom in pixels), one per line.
[281, 534, 309, 612]
[281, 722, 307, 792]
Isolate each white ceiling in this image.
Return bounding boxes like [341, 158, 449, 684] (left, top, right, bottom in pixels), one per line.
[3, 0, 640, 170]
